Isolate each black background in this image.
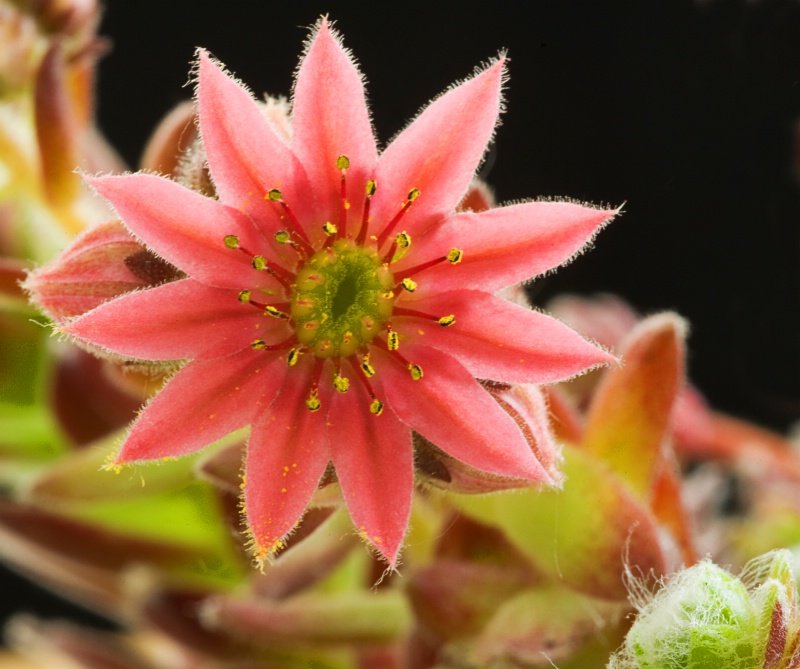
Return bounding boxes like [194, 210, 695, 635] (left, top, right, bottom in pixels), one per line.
[4, 0, 800, 637]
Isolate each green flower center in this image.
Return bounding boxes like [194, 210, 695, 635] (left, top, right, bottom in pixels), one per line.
[291, 239, 394, 358]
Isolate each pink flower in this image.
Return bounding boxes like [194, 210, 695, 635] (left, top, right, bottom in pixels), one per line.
[63, 19, 616, 566]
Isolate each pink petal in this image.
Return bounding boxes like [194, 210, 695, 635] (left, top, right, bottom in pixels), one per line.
[197, 51, 320, 249]
[327, 361, 413, 566]
[87, 174, 277, 291]
[244, 364, 331, 562]
[405, 201, 617, 293]
[370, 59, 504, 240]
[373, 343, 547, 480]
[116, 348, 287, 462]
[291, 19, 378, 231]
[394, 289, 615, 384]
[64, 278, 289, 361]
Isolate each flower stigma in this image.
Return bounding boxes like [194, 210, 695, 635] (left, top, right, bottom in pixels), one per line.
[292, 239, 394, 357]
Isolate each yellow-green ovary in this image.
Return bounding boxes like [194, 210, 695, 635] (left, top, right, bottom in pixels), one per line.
[291, 239, 394, 358]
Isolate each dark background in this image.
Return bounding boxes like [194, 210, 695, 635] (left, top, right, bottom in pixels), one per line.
[92, 0, 800, 431]
[5, 0, 800, 636]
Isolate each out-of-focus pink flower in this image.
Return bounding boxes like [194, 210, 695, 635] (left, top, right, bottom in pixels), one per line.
[60, 19, 616, 566]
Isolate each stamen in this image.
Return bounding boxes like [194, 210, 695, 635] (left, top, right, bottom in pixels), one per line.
[274, 230, 309, 260]
[266, 188, 313, 253]
[447, 248, 463, 264]
[245, 296, 267, 310]
[241, 294, 290, 315]
[264, 305, 290, 319]
[353, 358, 384, 417]
[387, 330, 400, 351]
[249, 254, 294, 290]
[395, 248, 464, 282]
[287, 348, 302, 367]
[394, 307, 457, 327]
[331, 360, 350, 392]
[251, 335, 295, 351]
[383, 230, 412, 264]
[306, 358, 325, 411]
[337, 155, 350, 239]
[356, 179, 377, 245]
[322, 221, 338, 248]
[360, 355, 376, 378]
[225, 234, 295, 290]
[400, 277, 417, 293]
[378, 343, 424, 381]
[376, 188, 421, 249]
[306, 390, 321, 412]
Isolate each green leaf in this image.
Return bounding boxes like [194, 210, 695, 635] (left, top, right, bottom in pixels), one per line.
[453, 444, 666, 600]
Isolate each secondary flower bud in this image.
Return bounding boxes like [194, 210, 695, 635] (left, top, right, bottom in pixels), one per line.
[24, 219, 182, 324]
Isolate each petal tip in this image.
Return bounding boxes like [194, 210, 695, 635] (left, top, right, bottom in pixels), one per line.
[367, 534, 403, 571]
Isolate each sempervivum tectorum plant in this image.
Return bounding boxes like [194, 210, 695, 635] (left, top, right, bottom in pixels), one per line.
[27, 17, 619, 568]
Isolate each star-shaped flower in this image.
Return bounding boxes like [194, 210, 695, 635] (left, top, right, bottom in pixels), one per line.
[62, 19, 616, 566]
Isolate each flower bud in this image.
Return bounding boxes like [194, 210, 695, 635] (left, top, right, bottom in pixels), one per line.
[24, 219, 182, 324]
[610, 559, 761, 669]
[414, 382, 562, 493]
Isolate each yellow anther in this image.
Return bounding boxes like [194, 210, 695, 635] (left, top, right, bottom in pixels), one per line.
[401, 278, 417, 292]
[287, 348, 301, 367]
[252, 255, 267, 271]
[408, 364, 424, 381]
[370, 398, 384, 416]
[238, 290, 251, 303]
[322, 221, 338, 236]
[251, 339, 267, 350]
[274, 230, 291, 244]
[264, 306, 289, 319]
[395, 231, 411, 248]
[336, 155, 350, 170]
[438, 314, 456, 327]
[333, 375, 350, 393]
[306, 391, 321, 412]
[267, 189, 282, 201]
[382, 290, 395, 300]
[361, 359, 376, 378]
[365, 180, 377, 196]
[224, 234, 239, 249]
[407, 188, 421, 202]
[387, 330, 400, 351]
[447, 248, 463, 264]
